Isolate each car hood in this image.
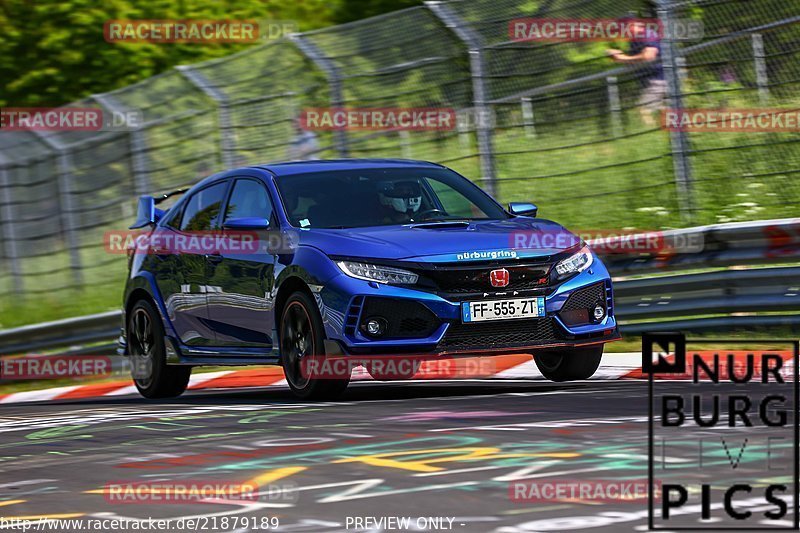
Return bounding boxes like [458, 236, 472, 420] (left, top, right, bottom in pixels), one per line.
[298, 218, 581, 263]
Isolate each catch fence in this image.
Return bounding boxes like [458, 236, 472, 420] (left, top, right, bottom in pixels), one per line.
[1, 0, 798, 301]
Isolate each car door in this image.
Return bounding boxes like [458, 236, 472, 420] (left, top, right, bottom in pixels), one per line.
[205, 177, 278, 348]
[153, 180, 229, 346]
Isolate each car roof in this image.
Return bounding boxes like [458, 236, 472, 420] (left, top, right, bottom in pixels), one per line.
[255, 158, 444, 177]
[189, 159, 446, 191]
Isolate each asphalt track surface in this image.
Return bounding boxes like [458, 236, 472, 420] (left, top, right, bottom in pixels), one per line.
[0, 379, 795, 532]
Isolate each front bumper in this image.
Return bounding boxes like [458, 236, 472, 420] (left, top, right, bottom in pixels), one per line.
[319, 258, 620, 356]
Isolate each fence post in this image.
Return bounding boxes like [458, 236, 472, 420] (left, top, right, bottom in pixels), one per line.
[289, 34, 349, 158]
[521, 97, 536, 138]
[676, 56, 689, 89]
[427, 1, 497, 197]
[607, 76, 623, 138]
[752, 33, 769, 105]
[0, 154, 23, 293]
[93, 94, 151, 196]
[399, 130, 412, 159]
[658, 0, 694, 222]
[176, 66, 237, 168]
[30, 132, 83, 286]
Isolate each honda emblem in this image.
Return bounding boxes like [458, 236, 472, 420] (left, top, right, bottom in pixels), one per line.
[489, 268, 510, 288]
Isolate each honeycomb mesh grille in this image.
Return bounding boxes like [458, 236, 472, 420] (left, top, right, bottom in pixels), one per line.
[360, 298, 440, 339]
[561, 283, 605, 312]
[439, 318, 560, 351]
[559, 283, 606, 326]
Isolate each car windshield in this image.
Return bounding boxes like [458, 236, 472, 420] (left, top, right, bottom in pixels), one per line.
[274, 167, 508, 229]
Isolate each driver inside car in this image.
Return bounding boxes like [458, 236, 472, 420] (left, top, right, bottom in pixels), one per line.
[376, 180, 425, 224]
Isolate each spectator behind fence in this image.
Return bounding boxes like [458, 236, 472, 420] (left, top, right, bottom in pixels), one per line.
[606, 12, 665, 127]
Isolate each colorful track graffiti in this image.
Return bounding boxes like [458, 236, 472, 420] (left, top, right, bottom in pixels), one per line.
[0, 380, 791, 532]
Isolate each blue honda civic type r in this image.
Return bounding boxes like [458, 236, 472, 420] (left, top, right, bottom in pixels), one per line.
[120, 159, 619, 399]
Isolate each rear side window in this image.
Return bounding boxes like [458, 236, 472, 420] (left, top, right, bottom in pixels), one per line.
[162, 203, 184, 229]
[224, 179, 274, 224]
[180, 182, 228, 231]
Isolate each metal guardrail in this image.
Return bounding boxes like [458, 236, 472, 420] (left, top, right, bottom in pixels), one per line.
[615, 266, 800, 334]
[598, 217, 800, 274]
[616, 266, 800, 319]
[0, 218, 798, 355]
[0, 311, 120, 356]
[601, 217, 800, 333]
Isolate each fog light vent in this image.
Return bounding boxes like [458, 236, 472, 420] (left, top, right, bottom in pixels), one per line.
[593, 303, 606, 321]
[364, 317, 387, 337]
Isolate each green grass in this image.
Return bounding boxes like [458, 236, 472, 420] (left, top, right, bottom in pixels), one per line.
[0, 283, 122, 330]
[0, 240, 127, 329]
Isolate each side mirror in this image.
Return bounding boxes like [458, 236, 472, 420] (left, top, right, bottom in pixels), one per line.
[508, 202, 538, 218]
[222, 217, 270, 230]
[130, 196, 164, 229]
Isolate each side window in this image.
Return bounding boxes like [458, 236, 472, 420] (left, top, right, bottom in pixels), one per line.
[163, 203, 184, 229]
[224, 179, 274, 224]
[179, 182, 228, 231]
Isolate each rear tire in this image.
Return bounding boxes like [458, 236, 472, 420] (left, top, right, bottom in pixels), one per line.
[534, 346, 603, 382]
[280, 291, 349, 400]
[128, 299, 191, 399]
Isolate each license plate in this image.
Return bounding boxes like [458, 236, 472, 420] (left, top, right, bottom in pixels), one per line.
[461, 297, 545, 323]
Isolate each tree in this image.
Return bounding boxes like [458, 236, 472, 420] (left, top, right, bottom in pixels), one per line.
[0, 0, 338, 107]
[333, 0, 423, 24]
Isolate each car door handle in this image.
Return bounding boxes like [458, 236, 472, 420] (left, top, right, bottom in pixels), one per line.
[206, 253, 223, 264]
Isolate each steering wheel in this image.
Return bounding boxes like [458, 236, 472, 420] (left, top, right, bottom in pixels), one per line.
[414, 208, 448, 221]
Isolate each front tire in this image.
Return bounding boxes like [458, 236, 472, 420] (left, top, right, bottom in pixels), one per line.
[128, 299, 191, 399]
[534, 346, 603, 382]
[280, 291, 349, 400]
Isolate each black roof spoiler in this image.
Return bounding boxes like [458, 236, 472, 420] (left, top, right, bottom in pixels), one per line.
[129, 187, 189, 229]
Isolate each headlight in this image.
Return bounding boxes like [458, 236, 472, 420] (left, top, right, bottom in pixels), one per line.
[337, 261, 419, 285]
[554, 246, 593, 279]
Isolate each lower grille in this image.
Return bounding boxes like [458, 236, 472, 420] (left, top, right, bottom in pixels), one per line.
[559, 283, 605, 326]
[562, 283, 605, 312]
[360, 298, 440, 339]
[439, 318, 560, 351]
